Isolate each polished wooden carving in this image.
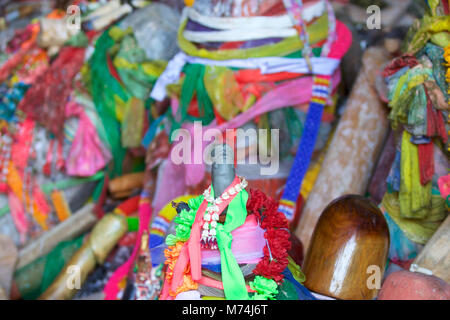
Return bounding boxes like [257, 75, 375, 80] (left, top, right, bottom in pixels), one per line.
[302, 194, 390, 300]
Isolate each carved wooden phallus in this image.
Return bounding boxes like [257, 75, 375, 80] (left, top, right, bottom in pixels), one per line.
[302, 195, 390, 300]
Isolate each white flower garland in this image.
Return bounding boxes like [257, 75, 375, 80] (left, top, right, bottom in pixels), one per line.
[201, 177, 248, 249]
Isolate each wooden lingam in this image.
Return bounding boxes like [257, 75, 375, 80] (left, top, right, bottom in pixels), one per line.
[302, 195, 390, 300]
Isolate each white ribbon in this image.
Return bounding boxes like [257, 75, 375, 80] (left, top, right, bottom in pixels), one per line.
[188, 8, 293, 30]
[183, 0, 326, 43]
[186, 0, 325, 29]
[183, 28, 298, 43]
[150, 52, 188, 101]
[150, 52, 340, 101]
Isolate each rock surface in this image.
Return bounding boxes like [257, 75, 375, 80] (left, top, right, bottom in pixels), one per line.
[378, 270, 450, 300]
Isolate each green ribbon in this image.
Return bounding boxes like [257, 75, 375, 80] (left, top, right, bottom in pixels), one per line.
[399, 131, 432, 219]
[166, 194, 204, 246]
[88, 26, 130, 177]
[211, 185, 249, 300]
[127, 217, 139, 231]
[0, 205, 9, 218]
[41, 171, 105, 195]
[171, 64, 214, 139]
[287, 256, 306, 284]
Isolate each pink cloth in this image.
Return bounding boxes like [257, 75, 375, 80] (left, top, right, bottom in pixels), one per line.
[216, 70, 340, 132]
[65, 101, 111, 177]
[327, 21, 352, 60]
[201, 214, 264, 265]
[10, 117, 35, 173]
[154, 71, 342, 211]
[8, 191, 28, 244]
[103, 197, 152, 300]
[152, 159, 188, 214]
[182, 68, 341, 187]
[438, 175, 450, 199]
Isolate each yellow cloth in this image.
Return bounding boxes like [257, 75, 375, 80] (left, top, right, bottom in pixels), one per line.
[382, 192, 446, 244]
[399, 131, 432, 219]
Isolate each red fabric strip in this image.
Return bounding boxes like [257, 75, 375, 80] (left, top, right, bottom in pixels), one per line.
[114, 195, 140, 216]
[10, 117, 34, 174]
[235, 69, 305, 83]
[107, 54, 123, 85]
[418, 142, 434, 185]
[382, 55, 419, 77]
[436, 110, 448, 143]
[93, 173, 109, 219]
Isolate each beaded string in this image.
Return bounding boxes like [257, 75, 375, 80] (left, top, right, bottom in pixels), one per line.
[278, 0, 335, 222]
[283, 0, 313, 70]
[201, 177, 248, 249]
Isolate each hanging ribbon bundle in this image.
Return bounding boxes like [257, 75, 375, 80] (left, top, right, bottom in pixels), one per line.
[150, 0, 352, 225]
[379, 1, 449, 264]
[17, 46, 86, 138]
[0, 7, 137, 253]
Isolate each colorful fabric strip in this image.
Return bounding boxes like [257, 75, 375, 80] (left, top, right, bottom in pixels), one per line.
[279, 75, 329, 221]
[151, 52, 340, 101]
